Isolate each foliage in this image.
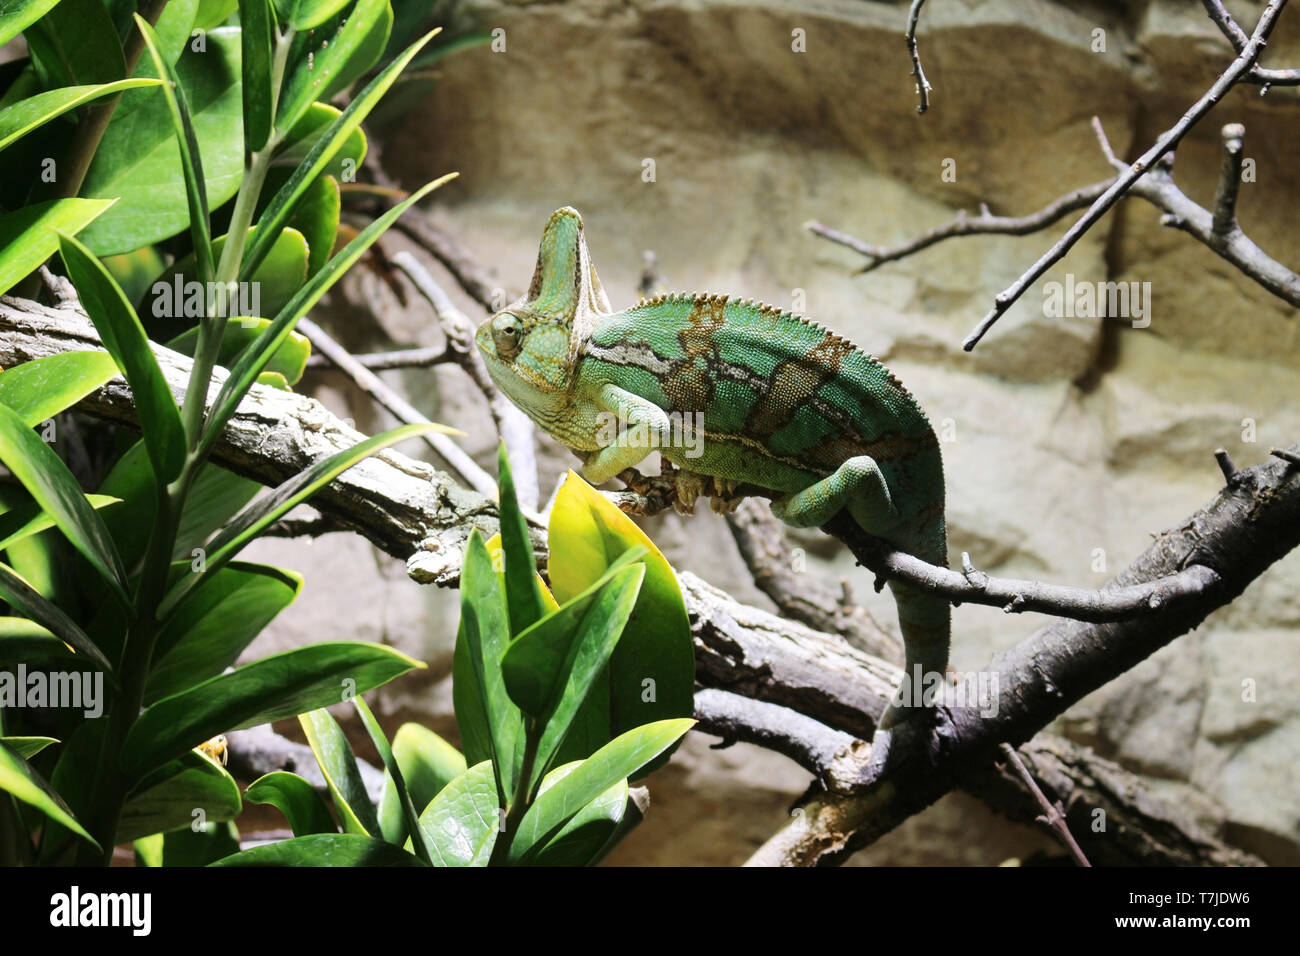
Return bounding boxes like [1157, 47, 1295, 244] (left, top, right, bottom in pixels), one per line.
[0, 0, 468, 864]
[226, 446, 696, 866]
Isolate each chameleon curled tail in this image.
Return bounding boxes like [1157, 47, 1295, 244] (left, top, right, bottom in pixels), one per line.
[474, 206, 952, 731]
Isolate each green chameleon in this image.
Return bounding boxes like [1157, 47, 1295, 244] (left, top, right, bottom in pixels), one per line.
[476, 207, 949, 728]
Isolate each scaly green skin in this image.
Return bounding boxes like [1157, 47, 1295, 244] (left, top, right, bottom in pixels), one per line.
[477, 208, 949, 727]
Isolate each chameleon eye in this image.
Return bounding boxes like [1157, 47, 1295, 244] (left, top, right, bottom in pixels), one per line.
[492, 314, 523, 359]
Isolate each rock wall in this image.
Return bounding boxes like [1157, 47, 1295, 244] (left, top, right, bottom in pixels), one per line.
[245, 0, 1300, 864]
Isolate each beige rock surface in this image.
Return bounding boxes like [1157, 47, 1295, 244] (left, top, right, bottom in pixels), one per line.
[244, 0, 1300, 863]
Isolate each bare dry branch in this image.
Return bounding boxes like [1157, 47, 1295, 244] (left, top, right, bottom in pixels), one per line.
[1201, 0, 1300, 86]
[905, 0, 933, 114]
[998, 742, 1091, 867]
[305, 344, 452, 371]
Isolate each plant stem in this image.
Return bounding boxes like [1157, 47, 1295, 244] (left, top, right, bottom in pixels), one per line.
[492, 721, 540, 865]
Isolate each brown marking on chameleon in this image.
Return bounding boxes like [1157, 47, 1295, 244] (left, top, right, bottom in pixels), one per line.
[744, 333, 853, 439]
[663, 294, 728, 414]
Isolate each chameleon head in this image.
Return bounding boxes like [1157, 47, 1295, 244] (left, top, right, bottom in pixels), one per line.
[476, 206, 612, 415]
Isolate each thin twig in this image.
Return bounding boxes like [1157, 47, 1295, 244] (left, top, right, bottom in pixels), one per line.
[1271, 447, 1300, 466]
[807, 180, 1113, 275]
[295, 315, 498, 499]
[998, 742, 1092, 867]
[305, 344, 452, 371]
[1201, 0, 1300, 86]
[962, 0, 1290, 350]
[905, 0, 933, 114]
[1212, 122, 1246, 243]
[1214, 448, 1239, 483]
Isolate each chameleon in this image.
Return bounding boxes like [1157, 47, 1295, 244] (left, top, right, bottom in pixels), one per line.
[475, 207, 949, 728]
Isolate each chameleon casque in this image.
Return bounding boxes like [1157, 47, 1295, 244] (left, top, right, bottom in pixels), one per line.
[476, 207, 949, 728]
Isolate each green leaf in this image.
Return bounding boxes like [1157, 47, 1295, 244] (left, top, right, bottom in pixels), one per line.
[204, 175, 456, 461]
[196, 0, 239, 30]
[286, 174, 339, 277]
[275, 0, 352, 30]
[0, 352, 121, 426]
[498, 443, 546, 637]
[0, 79, 161, 152]
[0, 199, 113, 296]
[507, 563, 645, 787]
[58, 232, 186, 482]
[239, 0, 274, 152]
[245, 771, 338, 836]
[24, 0, 125, 87]
[547, 472, 696, 776]
[0, 493, 120, 553]
[508, 718, 694, 863]
[352, 696, 428, 860]
[136, 14, 214, 287]
[171, 464, 262, 558]
[118, 750, 241, 843]
[299, 708, 380, 837]
[0, 739, 98, 849]
[0, 562, 115, 671]
[159, 226, 310, 320]
[0, 617, 73, 670]
[135, 820, 240, 866]
[453, 529, 522, 804]
[0, 735, 57, 759]
[241, 28, 441, 281]
[145, 561, 303, 703]
[166, 423, 444, 617]
[212, 833, 424, 866]
[277, 0, 392, 132]
[80, 28, 243, 255]
[416, 760, 499, 867]
[121, 641, 423, 781]
[0, 403, 129, 606]
[526, 764, 626, 867]
[271, 103, 366, 181]
[377, 723, 465, 845]
[0, 0, 61, 46]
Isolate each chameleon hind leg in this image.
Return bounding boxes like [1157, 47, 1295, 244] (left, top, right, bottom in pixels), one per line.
[770, 455, 896, 529]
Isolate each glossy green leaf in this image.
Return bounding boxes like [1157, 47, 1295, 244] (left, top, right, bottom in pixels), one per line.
[498, 443, 546, 637]
[0, 739, 98, 849]
[171, 464, 262, 559]
[80, 28, 243, 255]
[212, 833, 424, 866]
[0, 617, 75, 669]
[286, 174, 339, 277]
[416, 760, 499, 867]
[0, 736, 57, 759]
[167, 423, 443, 617]
[137, 14, 214, 287]
[135, 820, 240, 866]
[299, 708, 380, 836]
[0, 352, 121, 427]
[239, 0, 274, 152]
[0, 493, 119, 553]
[508, 718, 693, 863]
[526, 764, 626, 867]
[453, 529, 522, 804]
[547, 472, 696, 776]
[275, 0, 352, 30]
[277, 0, 392, 133]
[161, 226, 310, 319]
[0, 0, 61, 46]
[0, 79, 161, 152]
[121, 641, 423, 781]
[511, 563, 645, 788]
[118, 750, 241, 843]
[0, 403, 128, 605]
[241, 29, 440, 281]
[145, 562, 303, 703]
[245, 771, 338, 836]
[196, 0, 239, 30]
[58, 232, 186, 482]
[0, 199, 113, 296]
[205, 175, 456, 462]
[24, 0, 124, 87]
[352, 696, 428, 859]
[271, 103, 366, 182]
[377, 723, 465, 845]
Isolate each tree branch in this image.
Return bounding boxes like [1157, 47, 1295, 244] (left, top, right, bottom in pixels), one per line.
[905, 0, 933, 114]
